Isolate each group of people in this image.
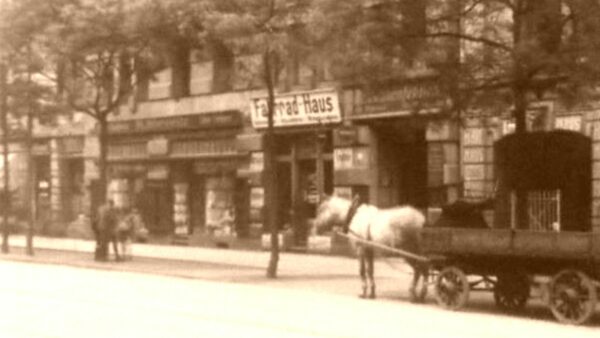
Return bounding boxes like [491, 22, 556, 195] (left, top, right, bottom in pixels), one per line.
[93, 200, 147, 262]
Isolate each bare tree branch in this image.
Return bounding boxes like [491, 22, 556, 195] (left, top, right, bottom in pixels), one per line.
[420, 31, 513, 53]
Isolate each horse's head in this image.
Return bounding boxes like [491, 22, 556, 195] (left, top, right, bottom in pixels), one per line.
[314, 195, 353, 234]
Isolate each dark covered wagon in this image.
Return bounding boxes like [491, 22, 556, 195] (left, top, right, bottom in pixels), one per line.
[421, 131, 600, 325]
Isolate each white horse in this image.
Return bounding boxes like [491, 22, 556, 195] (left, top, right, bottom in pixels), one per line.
[314, 195, 428, 300]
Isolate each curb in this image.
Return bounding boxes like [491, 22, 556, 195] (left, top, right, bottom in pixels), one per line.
[5, 235, 406, 278]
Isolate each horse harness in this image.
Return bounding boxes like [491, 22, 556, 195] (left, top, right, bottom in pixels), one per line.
[343, 198, 373, 241]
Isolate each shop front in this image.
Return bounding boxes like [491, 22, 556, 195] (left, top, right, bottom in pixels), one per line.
[106, 111, 246, 237]
[244, 88, 341, 247]
[344, 78, 460, 214]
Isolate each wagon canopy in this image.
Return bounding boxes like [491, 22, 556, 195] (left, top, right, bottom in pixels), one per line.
[494, 130, 591, 231]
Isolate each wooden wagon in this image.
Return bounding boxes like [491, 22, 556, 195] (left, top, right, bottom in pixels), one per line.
[420, 228, 600, 324]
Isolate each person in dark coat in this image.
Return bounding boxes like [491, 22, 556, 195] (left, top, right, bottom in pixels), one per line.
[95, 200, 121, 261]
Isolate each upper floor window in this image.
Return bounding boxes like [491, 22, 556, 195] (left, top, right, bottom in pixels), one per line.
[148, 68, 171, 100]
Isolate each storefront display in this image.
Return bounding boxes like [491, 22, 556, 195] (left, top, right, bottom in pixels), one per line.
[205, 175, 235, 236]
[173, 183, 190, 235]
[108, 179, 130, 209]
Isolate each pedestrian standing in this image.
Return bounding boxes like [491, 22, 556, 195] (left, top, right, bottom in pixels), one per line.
[116, 209, 134, 261]
[96, 199, 121, 262]
[129, 207, 148, 243]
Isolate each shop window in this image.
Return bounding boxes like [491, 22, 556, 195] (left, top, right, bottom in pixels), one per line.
[503, 102, 553, 134]
[190, 61, 213, 95]
[212, 41, 233, 93]
[171, 43, 191, 99]
[108, 179, 130, 209]
[205, 175, 236, 236]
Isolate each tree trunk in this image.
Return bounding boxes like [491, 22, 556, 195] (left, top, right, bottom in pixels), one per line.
[26, 112, 34, 255]
[98, 115, 109, 204]
[264, 50, 280, 278]
[26, 50, 35, 256]
[1, 63, 9, 254]
[512, 3, 529, 230]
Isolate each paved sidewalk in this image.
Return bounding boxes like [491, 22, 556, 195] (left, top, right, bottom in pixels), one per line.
[0, 235, 415, 300]
[4, 235, 405, 279]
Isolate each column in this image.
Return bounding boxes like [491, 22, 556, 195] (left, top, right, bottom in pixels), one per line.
[589, 112, 600, 232]
[49, 139, 62, 226]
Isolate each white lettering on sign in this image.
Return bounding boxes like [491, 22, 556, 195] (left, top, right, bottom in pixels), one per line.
[593, 144, 600, 159]
[249, 152, 264, 172]
[593, 122, 600, 140]
[463, 148, 485, 163]
[334, 187, 352, 200]
[555, 115, 582, 132]
[147, 165, 169, 180]
[250, 187, 264, 209]
[334, 148, 353, 170]
[463, 128, 484, 145]
[593, 180, 600, 197]
[250, 89, 341, 128]
[147, 137, 169, 156]
[594, 162, 600, 179]
[464, 164, 486, 181]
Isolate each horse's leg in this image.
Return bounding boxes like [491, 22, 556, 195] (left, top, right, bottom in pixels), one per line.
[409, 262, 419, 301]
[366, 248, 376, 299]
[418, 265, 429, 302]
[358, 247, 367, 298]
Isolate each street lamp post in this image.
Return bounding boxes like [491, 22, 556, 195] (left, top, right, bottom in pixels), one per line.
[0, 61, 10, 254]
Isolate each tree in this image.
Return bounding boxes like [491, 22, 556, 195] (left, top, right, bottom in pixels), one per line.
[311, 0, 600, 228]
[0, 0, 60, 254]
[202, 0, 313, 278]
[21, 0, 161, 207]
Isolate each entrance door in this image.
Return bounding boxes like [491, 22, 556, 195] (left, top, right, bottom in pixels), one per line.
[376, 122, 428, 208]
[141, 181, 172, 234]
[190, 177, 205, 234]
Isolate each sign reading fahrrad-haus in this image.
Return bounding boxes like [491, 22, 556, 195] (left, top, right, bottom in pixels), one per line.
[250, 89, 341, 129]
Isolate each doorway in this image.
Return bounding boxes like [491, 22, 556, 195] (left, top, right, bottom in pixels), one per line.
[141, 180, 172, 234]
[274, 132, 333, 246]
[375, 120, 428, 208]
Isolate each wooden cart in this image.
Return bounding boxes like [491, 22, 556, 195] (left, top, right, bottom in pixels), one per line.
[421, 228, 600, 325]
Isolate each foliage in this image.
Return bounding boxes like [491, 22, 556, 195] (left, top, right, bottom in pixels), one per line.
[310, 0, 600, 124]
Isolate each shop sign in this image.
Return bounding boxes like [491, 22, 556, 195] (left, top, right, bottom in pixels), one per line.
[334, 147, 369, 170]
[594, 162, 600, 179]
[555, 115, 582, 132]
[426, 121, 458, 141]
[147, 165, 169, 180]
[463, 148, 485, 163]
[147, 137, 169, 157]
[334, 127, 358, 146]
[594, 144, 600, 159]
[334, 187, 353, 200]
[359, 81, 444, 116]
[110, 164, 146, 176]
[108, 110, 241, 135]
[250, 187, 264, 209]
[464, 181, 487, 197]
[334, 148, 353, 170]
[250, 89, 341, 129]
[249, 152, 264, 172]
[194, 159, 240, 174]
[594, 180, 600, 197]
[60, 137, 84, 154]
[464, 164, 486, 181]
[464, 128, 485, 145]
[32, 143, 50, 155]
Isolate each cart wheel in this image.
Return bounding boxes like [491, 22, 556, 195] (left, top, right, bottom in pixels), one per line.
[548, 270, 597, 325]
[434, 266, 469, 310]
[494, 273, 529, 312]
